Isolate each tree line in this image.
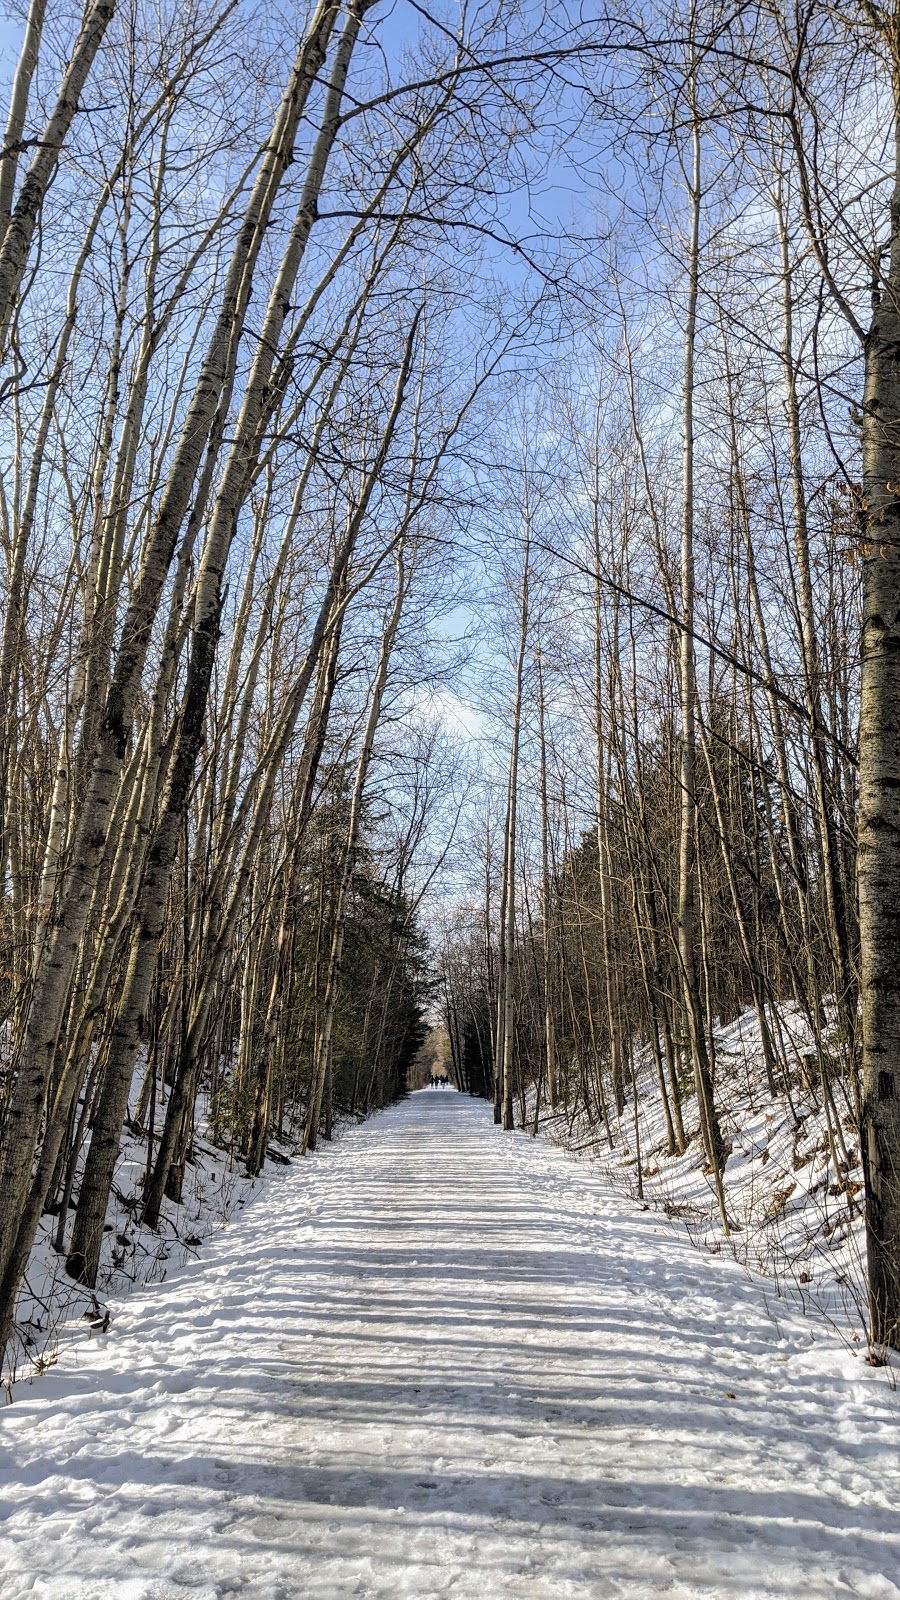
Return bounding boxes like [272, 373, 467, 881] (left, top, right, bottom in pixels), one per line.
[2, 0, 900, 1375]
[0, 0, 570, 1374]
[440, 0, 900, 1357]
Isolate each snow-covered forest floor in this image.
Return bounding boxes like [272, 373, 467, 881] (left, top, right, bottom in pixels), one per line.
[1, 1090, 898, 1599]
[531, 1003, 869, 1350]
[11, 1003, 865, 1389]
[6, 1091, 298, 1387]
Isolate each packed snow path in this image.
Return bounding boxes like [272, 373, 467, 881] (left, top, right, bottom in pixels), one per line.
[1, 1094, 899, 1600]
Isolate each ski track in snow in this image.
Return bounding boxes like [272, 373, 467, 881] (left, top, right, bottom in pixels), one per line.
[0, 1091, 898, 1600]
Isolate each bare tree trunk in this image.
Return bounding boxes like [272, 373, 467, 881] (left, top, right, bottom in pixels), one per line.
[774, 182, 856, 1061]
[677, 57, 729, 1234]
[303, 546, 410, 1152]
[0, 0, 117, 347]
[246, 607, 346, 1175]
[858, 51, 900, 1353]
[0, 0, 47, 248]
[0, 0, 344, 1350]
[536, 648, 557, 1112]
[498, 516, 530, 1132]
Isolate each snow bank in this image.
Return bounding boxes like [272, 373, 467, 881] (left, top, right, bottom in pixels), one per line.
[531, 1002, 871, 1351]
[8, 1091, 298, 1389]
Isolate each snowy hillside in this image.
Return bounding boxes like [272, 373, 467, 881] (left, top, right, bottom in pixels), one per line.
[7, 1101, 293, 1390]
[531, 1003, 870, 1353]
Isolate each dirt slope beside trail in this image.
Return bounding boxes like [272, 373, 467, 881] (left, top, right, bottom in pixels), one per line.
[0, 1090, 898, 1599]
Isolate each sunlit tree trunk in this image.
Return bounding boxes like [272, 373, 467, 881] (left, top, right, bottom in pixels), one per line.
[497, 514, 530, 1132]
[858, 40, 900, 1354]
[536, 648, 557, 1112]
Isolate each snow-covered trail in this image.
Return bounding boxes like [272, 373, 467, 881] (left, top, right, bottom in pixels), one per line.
[1, 1093, 898, 1600]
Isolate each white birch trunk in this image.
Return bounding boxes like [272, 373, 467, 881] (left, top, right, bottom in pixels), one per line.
[858, 64, 900, 1352]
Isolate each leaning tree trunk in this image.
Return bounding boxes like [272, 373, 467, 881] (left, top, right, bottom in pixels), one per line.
[0, 0, 344, 1361]
[302, 546, 410, 1153]
[0, 0, 116, 348]
[246, 607, 346, 1175]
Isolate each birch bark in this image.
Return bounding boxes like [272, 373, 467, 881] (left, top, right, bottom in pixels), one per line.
[859, 46, 900, 1352]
